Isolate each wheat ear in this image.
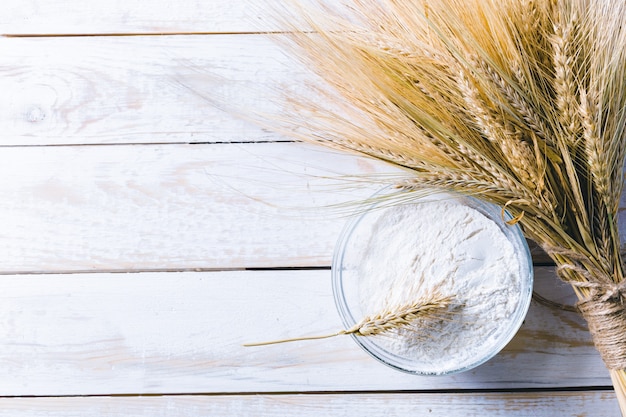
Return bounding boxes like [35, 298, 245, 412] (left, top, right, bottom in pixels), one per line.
[244, 293, 453, 347]
[552, 17, 581, 144]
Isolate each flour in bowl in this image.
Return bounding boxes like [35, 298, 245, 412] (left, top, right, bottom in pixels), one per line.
[352, 196, 527, 374]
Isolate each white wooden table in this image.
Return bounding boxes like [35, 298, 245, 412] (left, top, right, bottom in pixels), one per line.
[0, 2, 620, 415]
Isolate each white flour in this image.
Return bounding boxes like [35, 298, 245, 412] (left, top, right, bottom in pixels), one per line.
[354, 197, 523, 374]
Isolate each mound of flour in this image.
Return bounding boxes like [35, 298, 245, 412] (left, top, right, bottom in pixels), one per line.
[356, 198, 523, 373]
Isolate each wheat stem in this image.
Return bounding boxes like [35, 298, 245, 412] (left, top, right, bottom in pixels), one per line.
[243, 332, 344, 347]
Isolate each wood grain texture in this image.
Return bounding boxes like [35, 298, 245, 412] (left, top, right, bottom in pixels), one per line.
[0, 391, 619, 417]
[0, 268, 609, 396]
[0, 142, 399, 273]
[0, 35, 307, 145]
[0, 0, 283, 35]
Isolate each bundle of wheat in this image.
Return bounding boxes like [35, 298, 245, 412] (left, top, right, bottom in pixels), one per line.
[268, 0, 626, 413]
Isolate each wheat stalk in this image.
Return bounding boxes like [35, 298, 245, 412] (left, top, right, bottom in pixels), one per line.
[244, 293, 453, 347]
[263, 0, 626, 413]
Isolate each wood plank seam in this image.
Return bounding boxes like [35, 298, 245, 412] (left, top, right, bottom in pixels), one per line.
[2, 32, 294, 38]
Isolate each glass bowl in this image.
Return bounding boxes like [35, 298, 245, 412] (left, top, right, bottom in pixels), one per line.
[331, 188, 533, 375]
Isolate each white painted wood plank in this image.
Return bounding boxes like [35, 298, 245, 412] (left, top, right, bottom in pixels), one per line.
[0, 142, 399, 273]
[0, 0, 289, 35]
[0, 35, 307, 146]
[0, 391, 619, 417]
[0, 268, 609, 396]
[0, 141, 619, 273]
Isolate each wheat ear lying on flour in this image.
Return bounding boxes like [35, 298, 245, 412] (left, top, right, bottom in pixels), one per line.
[244, 293, 453, 347]
[264, 0, 626, 414]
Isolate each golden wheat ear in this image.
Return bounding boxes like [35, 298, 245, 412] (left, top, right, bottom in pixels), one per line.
[243, 293, 454, 347]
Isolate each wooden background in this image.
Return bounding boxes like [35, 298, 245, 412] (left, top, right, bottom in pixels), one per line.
[0, 1, 621, 415]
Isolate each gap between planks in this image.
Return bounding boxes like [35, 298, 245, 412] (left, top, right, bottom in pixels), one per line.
[0, 266, 331, 276]
[0, 385, 616, 398]
[2, 32, 290, 38]
[0, 390, 619, 417]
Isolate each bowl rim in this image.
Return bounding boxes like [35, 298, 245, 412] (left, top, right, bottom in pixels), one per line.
[331, 188, 534, 376]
